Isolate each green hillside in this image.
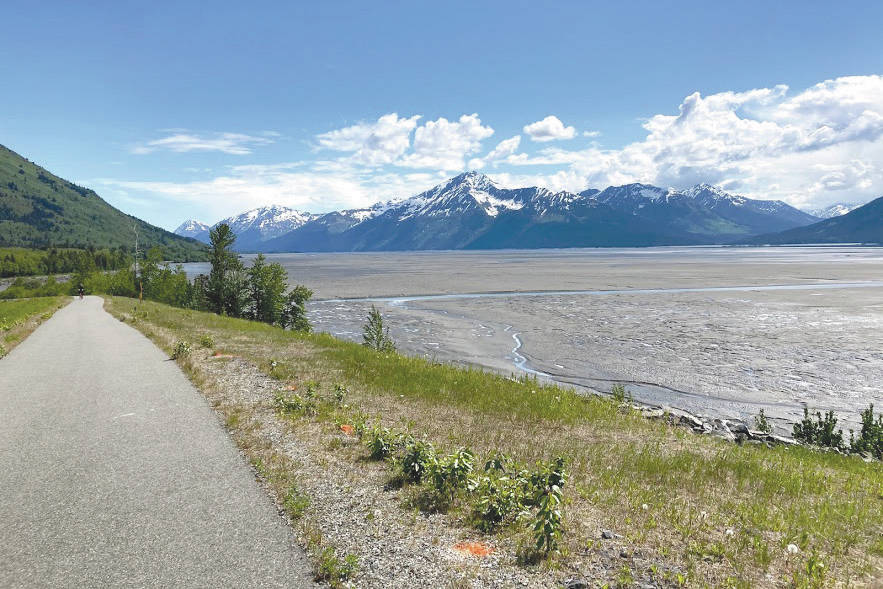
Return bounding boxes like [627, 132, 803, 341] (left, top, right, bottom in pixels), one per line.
[744, 196, 883, 245]
[0, 144, 208, 261]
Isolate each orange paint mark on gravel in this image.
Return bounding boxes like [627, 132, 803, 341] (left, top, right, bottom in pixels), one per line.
[340, 424, 355, 435]
[211, 352, 235, 359]
[453, 542, 494, 557]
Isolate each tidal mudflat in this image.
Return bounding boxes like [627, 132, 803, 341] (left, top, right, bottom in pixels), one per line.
[185, 246, 883, 432]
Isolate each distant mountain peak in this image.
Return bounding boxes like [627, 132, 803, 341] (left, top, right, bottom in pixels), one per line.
[448, 170, 496, 190]
[809, 202, 864, 219]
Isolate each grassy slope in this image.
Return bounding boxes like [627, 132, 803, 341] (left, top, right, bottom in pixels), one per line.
[106, 297, 883, 587]
[0, 296, 68, 355]
[0, 144, 208, 261]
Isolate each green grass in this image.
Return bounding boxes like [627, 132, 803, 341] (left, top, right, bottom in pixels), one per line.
[105, 296, 883, 587]
[0, 296, 67, 353]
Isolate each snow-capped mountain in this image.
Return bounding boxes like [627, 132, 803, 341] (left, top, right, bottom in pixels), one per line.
[174, 205, 317, 251]
[808, 203, 863, 219]
[260, 172, 819, 252]
[180, 172, 823, 252]
[174, 219, 211, 243]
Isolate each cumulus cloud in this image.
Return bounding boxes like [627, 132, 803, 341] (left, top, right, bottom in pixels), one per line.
[523, 115, 576, 142]
[505, 76, 883, 208]
[468, 135, 521, 169]
[315, 113, 420, 166]
[113, 76, 883, 226]
[399, 114, 494, 170]
[131, 132, 276, 155]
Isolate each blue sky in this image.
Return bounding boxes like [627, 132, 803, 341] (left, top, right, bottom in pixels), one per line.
[2, 0, 883, 229]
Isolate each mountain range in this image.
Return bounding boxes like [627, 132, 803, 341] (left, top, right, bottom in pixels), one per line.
[175, 206, 317, 250]
[0, 144, 207, 260]
[745, 196, 883, 245]
[178, 172, 826, 251]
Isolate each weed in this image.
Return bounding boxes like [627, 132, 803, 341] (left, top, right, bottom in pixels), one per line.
[315, 547, 359, 587]
[283, 485, 310, 520]
[333, 383, 348, 404]
[199, 334, 215, 348]
[171, 340, 192, 360]
[366, 426, 397, 460]
[611, 384, 629, 404]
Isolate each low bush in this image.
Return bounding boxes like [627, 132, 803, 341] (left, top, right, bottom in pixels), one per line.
[171, 340, 192, 360]
[400, 437, 436, 483]
[198, 334, 214, 348]
[793, 408, 845, 450]
[366, 426, 397, 460]
[850, 404, 883, 459]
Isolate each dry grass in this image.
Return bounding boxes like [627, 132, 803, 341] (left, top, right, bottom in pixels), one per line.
[105, 296, 883, 588]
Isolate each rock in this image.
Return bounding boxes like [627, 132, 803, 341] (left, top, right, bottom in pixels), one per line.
[619, 549, 630, 559]
[769, 434, 799, 446]
[562, 580, 588, 589]
[601, 529, 615, 539]
[642, 408, 665, 419]
[726, 420, 750, 435]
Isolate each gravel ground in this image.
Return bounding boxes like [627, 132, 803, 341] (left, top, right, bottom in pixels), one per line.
[190, 352, 679, 588]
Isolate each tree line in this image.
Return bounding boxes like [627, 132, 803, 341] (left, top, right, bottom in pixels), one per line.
[0, 247, 131, 278]
[1, 224, 312, 331]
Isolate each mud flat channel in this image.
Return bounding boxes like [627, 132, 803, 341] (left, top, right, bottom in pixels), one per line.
[185, 246, 883, 433]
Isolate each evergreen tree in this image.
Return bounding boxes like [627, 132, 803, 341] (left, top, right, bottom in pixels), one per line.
[281, 284, 313, 332]
[362, 305, 395, 352]
[205, 224, 246, 315]
[247, 253, 289, 324]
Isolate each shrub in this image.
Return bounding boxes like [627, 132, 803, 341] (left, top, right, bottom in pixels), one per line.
[429, 447, 476, 501]
[754, 409, 773, 434]
[611, 384, 630, 404]
[0, 342, 6, 358]
[793, 408, 845, 450]
[274, 390, 315, 416]
[366, 426, 396, 460]
[473, 472, 528, 531]
[532, 476, 565, 553]
[199, 334, 215, 348]
[400, 437, 436, 483]
[850, 404, 883, 459]
[171, 340, 192, 360]
[333, 384, 348, 404]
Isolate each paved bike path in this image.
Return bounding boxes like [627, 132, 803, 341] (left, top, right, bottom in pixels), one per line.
[0, 296, 313, 587]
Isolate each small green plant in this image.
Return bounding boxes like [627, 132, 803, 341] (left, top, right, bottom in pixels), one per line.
[429, 447, 475, 501]
[793, 407, 844, 450]
[315, 547, 359, 587]
[400, 437, 436, 483]
[754, 408, 773, 434]
[333, 383, 348, 404]
[282, 485, 310, 520]
[611, 384, 630, 404]
[0, 342, 6, 358]
[171, 340, 192, 360]
[473, 472, 527, 531]
[362, 305, 396, 352]
[198, 334, 215, 348]
[532, 480, 564, 553]
[366, 426, 396, 460]
[791, 553, 826, 589]
[273, 390, 315, 416]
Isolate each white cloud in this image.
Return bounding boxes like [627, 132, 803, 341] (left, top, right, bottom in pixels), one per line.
[315, 113, 420, 166]
[523, 115, 576, 142]
[112, 76, 883, 227]
[583, 130, 601, 138]
[399, 114, 494, 170]
[468, 135, 521, 169]
[503, 76, 883, 209]
[132, 132, 276, 155]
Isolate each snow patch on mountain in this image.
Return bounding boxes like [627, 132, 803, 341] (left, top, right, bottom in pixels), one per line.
[809, 203, 863, 218]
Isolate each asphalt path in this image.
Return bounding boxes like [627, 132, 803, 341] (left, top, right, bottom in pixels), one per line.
[0, 296, 314, 587]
